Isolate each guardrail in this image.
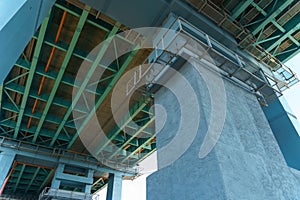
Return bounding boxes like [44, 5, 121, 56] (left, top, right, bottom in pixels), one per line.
[38, 187, 100, 200]
[0, 136, 138, 174]
[126, 17, 299, 104]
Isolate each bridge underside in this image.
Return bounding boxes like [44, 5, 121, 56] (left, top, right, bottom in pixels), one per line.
[0, 0, 300, 199]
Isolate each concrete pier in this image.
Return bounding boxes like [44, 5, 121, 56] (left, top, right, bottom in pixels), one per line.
[147, 60, 300, 199]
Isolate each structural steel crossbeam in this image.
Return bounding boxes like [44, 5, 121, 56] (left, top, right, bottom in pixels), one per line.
[281, 46, 300, 62]
[0, 84, 3, 111]
[38, 170, 54, 191]
[0, 120, 70, 142]
[49, 24, 120, 147]
[231, 0, 254, 20]
[24, 167, 40, 193]
[252, 0, 294, 35]
[15, 59, 104, 96]
[4, 83, 87, 114]
[255, 34, 282, 45]
[266, 21, 300, 52]
[0, 136, 135, 175]
[32, 6, 91, 143]
[251, 2, 300, 52]
[95, 97, 151, 155]
[121, 134, 156, 163]
[13, 14, 50, 139]
[31, 35, 117, 73]
[1, 101, 75, 129]
[13, 164, 25, 193]
[54, 2, 137, 46]
[67, 46, 139, 149]
[108, 116, 155, 159]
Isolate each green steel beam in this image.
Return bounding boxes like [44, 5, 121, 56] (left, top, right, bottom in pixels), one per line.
[24, 167, 40, 193]
[95, 97, 151, 155]
[275, 46, 298, 56]
[33, 36, 117, 73]
[134, 147, 156, 164]
[3, 89, 20, 112]
[266, 22, 300, 52]
[255, 34, 281, 45]
[15, 59, 104, 96]
[49, 23, 120, 147]
[252, 2, 300, 49]
[281, 46, 300, 62]
[4, 83, 87, 114]
[4, 71, 29, 86]
[1, 101, 76, 129]
[231, 0, 254, 20]
[32, 34, 118, 73]
[13, 14, 50, 139]
[68, 46, 139, 149]
[250, 2, 267, 15]
[38, 169, 54, 192]
[252, 0, 294, 35]
[0, 84, 3, 111]
[272, 20, 286, 33]
[32, 7, 91, 143]
[13, 164, 26, 193]
[0, 120, 70, 141]
[121, 134, 156, 163]
[54, 2, 136, 46]
[108, 116, 155, 159]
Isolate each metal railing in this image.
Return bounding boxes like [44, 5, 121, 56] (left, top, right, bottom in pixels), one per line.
[0, 136, 138, 174]
[38, 187, 100, 200]
[126, 16, 299, 104]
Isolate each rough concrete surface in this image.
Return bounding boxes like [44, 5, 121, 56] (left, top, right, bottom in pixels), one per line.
[147, 60, 300, 200]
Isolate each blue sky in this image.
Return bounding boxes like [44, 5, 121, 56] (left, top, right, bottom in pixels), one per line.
[282, 53, 300, 120]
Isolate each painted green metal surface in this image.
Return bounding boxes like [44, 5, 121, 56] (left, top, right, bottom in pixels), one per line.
[251, 0, 294, 35]
[108, 116, 155, 159]
[94, 97, 151, 155]
[121, 134, 156, 163]
[13, 14, 50, 139]
[49, 24, 120, 147]
[0, 119, 70, 141]
[32, 7, 91, 143]
[3, 162, 54, 195]
[4, 82, 88, 114]
[0, 84, 3, 111]
[67, 46, 140, 149]
[281, 47, 300, 62]
[38, 169, 54, 191]
[231, 0, 254, 20]
[266, 21, 300, 52]
[24, 167, 40, 193]
[13, 164, 25, 193]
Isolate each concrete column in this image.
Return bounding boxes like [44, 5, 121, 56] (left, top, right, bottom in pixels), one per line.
[106, 173, 122, 200]
[0, 0, 55, 83]
[0, 150, 16, 194]
[147, 61, 300, 199]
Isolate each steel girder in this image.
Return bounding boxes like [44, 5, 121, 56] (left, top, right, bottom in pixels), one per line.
[94, 97, 152, 155]
[251, 0, 294, 35]
[231, 0, 254, 20]
[49, 24, 120, 147]
[32, 6, 91, 143]
[13, 13, 51, 139]
[66, 46, 140, 149]
[265, 17, 300, 53]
